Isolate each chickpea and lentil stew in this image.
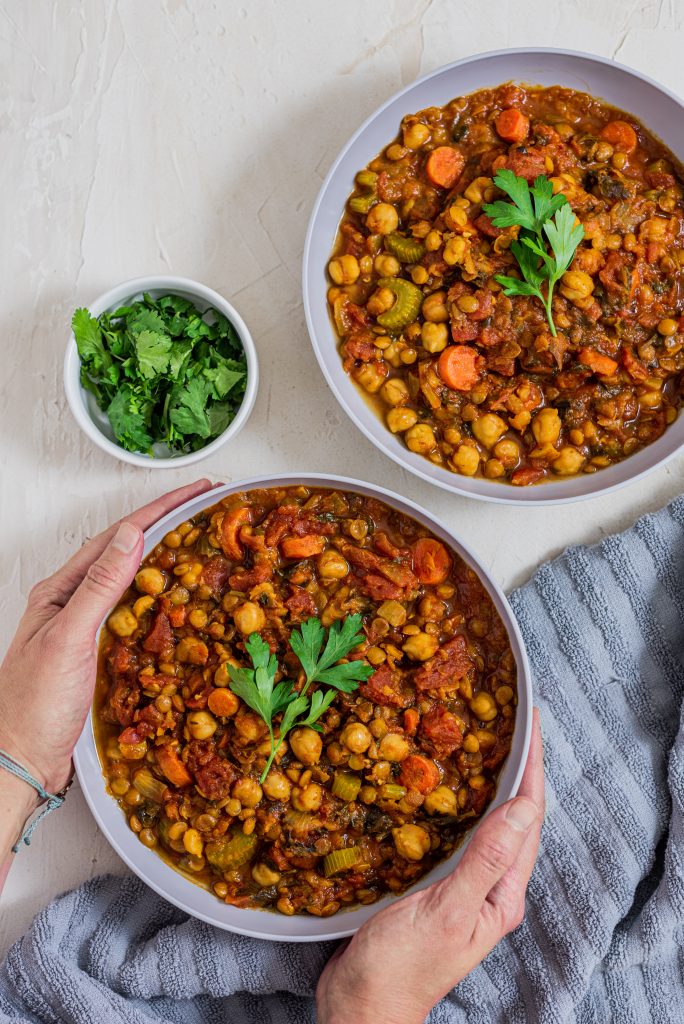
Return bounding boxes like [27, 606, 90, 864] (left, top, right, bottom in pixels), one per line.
[328, 84, 684, 486]
[96, 487, 516, 916]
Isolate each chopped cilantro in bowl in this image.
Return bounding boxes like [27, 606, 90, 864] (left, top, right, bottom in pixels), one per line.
[71, 290, 250, 458]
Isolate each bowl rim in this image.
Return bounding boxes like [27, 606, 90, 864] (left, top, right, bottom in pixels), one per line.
[302, 46, 684, 506]
[64, 274, 259, 469]
[74, 471, 533, 942]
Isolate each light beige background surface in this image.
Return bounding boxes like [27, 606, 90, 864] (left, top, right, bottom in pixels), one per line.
[1, 0, 683, 954]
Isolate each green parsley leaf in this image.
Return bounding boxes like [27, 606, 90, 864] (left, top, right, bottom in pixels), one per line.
[483, 171, 585, 335]
[227, 616, 373, 782]
[290, 613, 374, 694]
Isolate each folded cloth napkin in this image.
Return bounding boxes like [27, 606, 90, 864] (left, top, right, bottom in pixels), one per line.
[2, 496, 684, 1024]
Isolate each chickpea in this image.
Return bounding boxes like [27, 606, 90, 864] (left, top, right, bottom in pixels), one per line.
[176, 636, 208, 664]
[132, 595, 154, 619]
[425, 229, 442, 251]
[328, 254, 360, 285]
[472, 413, 507, 449]
[464, 176, 492, 204]
[183, 828, 204, 858]
[443, 236, 467, 266]
[496, 684, 514, 705]
[378, 600, 407, 627]
[451, 443, 480, 476]
[374, 253, 401, 277]
[164, 530, 182, 549]
[380, 378, 410, 407]
[252, 862, 281, 888]
[341, 722, 372, 754]
[378, 733, 409, 762]
[367, 286, 396, 317]
[424, 785, 458, 815]
[317, 549, 349, 580]
[393, 823, 431, 861]
[411, 266, 429, 285]
[421, 321, 449, 353]
[419, 594, 446, 621]
[262, 771, 291, 801]
[232, 777, 263, 808]
[354, 361, 387, 393]
[188, 608, 208, 630]
[187, 710, 217, 740]
[234, 601, 266, 634]
[387, 407, 418, 433]
[108, 606, 138, 637]
[532, 407, 561, 445]
[403, 121, 431, 149]
[366, 202, 399, 235]
[462, 733, 480, 754]
[290, 727, 323, 765]
[402, 632, 439, 661]
[292, 782, 324, 812]
[560, 269, 594, 302]
[421, 290, 449, 323]
[552, 446, 585, 476]
[134, 565, 165, 598]
[658, 318, 678, 336]
[406, 423, 437, 454]
[493, 437, 520, 468]
[469, 692, 498, 722]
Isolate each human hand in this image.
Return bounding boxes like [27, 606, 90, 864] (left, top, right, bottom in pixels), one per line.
[316, 710, 544, 1024]
[0, 479, 215, 798]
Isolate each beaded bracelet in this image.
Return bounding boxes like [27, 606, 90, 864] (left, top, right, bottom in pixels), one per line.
[0, 749, 72, 852]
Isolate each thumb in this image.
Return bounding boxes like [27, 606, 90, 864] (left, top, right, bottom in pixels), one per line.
[63, 521, 143, 636]
[437, 796, 539, 918]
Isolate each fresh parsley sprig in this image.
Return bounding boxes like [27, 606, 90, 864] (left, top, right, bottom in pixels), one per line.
[482, 170, 585, 336]
[290, 614, 374, 695]
[227, 615, 372, 782]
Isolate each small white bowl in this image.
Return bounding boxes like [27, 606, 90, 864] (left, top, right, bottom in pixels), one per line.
[303, 48, 684, 505]
[74, 472, 532, 942]
[64, 275, 259, 468]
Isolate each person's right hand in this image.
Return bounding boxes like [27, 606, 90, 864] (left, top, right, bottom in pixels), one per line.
[0, 479, 216, 797]
[317, 710, 544, 1024]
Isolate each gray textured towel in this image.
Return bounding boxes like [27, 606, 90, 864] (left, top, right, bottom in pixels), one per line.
[2, 496, 684, 1024]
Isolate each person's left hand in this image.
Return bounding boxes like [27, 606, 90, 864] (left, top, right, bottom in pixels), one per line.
[0, 479, 215, 796]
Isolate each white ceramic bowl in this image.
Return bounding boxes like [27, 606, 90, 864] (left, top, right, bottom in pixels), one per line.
[303, 48, 684, 506]
[74, 472, 532, 942]
[64, 275, 259, 469]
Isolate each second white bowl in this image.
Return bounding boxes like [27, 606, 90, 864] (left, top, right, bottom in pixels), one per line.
[74, 472, 532, 942]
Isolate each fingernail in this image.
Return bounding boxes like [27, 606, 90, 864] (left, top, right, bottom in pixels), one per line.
[505, 797, 538, 832]
[112, 522, 140, 554]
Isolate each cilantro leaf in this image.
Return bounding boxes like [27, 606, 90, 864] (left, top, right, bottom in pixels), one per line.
[134, 330, 172, 379]
[72, 308, 112, 374]
[169, 377, 212, 438]
[70, 294, 248, 455]
[106, 388, 153, 452]
[483, 168, 536, 229]
[204, 359, 246, 399]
